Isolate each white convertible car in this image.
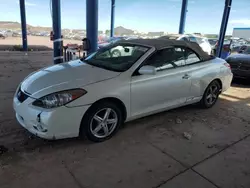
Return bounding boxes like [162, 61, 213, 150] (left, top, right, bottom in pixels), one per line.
[13, 39, 233, 142]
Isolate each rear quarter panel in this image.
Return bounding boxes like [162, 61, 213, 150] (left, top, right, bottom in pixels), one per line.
[189, 58, 232, 97]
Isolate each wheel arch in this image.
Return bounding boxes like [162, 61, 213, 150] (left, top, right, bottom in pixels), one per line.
[94, 97, 127, 121]
[79, 97, 127, 140]
[200, 77, 223, 96]
[212, 78, 223, 92]
[82, 97, 127, 124]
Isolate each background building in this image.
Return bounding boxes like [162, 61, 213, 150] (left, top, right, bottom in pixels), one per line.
[232, 28, 250, 39]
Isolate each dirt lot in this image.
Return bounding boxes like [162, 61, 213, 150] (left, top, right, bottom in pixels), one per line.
[0, 51, 250, 188]
[0, 36, 82, 48]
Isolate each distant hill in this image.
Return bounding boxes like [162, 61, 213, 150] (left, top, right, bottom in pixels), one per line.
[114, 26, 134, 35]
[0, 21, 51, 31]
[0, 22, 137, 36]
[0, 21, 28, 30]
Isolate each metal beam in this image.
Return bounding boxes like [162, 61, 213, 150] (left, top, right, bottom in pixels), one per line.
[110, 0, 115, 37]
[216, 0, 232, 57]
[86, 0, 98, 54]
[52, 0, 63, 64]
[179, 0, 188, 34]
[19, 0, 28, 51]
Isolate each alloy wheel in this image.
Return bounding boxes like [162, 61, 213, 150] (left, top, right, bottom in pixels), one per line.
[206, 85, 219, 105]
[90, 108, 118, 139]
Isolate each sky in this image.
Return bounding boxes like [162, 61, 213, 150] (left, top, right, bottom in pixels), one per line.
[0, 0, 250, 34]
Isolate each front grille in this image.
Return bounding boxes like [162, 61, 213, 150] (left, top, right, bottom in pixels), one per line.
[239, 65, 250, 71]
[17, 88, 29, 103]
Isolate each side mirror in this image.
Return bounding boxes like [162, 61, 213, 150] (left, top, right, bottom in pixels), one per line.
[138, 65, 156, 75]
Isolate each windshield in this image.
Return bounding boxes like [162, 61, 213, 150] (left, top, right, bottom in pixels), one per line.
[84, 44, 150, 72]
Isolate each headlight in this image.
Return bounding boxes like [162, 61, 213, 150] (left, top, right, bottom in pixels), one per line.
[32, 89, 87, 109]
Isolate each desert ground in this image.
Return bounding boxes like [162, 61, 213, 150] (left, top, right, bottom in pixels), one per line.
[0, 36, 83, 48]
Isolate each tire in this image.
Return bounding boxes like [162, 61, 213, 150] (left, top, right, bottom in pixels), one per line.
[200, 80, 221, 108]
[80, 101, 123, 142]
[111, 49, 121, 57]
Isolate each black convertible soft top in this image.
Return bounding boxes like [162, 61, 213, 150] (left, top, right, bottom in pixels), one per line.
[117, 39, 212, 61]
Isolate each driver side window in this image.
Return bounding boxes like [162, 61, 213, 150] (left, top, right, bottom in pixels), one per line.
[144, 48, 175, 71]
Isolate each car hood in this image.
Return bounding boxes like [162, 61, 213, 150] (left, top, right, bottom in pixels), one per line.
[226, 54, 250, 63]
[21, 59, 120, 96]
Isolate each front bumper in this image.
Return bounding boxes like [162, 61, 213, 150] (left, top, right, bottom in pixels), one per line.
[13, 96, 91, 140]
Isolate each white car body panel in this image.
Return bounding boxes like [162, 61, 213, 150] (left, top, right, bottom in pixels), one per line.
[21, 60, 120, 98]
[131, 66, 192, 117]
[13, 44, 232, 140]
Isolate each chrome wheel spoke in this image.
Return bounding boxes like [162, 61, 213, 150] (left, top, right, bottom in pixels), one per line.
[102, 124, 109, 136]
[107, 118, 117, 124]
[208, 96, 213, 104]
[93, 124, 102, 134]
[212, 86, 218, 94]
[209, 97, 214, 104]
[93, 115, 103, 123]
[103, 108, 111, 120]
[206, 94, 212, 100]
[209, 87, 213, 94]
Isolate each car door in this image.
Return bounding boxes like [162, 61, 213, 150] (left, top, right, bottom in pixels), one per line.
[130, 47, 192, 118]
[184, 47, 208, 100]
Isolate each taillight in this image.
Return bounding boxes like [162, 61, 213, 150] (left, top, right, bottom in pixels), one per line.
[224, 62, 231, 70]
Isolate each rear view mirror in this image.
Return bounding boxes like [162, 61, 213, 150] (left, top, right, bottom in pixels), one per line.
[139, 65, 156, 75]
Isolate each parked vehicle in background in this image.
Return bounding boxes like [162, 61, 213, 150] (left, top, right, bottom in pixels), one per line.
[98, 37, 127, 48]
[98, 36, 129, 55]
[159, 34, 212, 55]
[226, 45, 250, 80]
[0, 33, 5, 39]
[238, 45, 250, 54]
[208, 38, 217, 50]
[13, 39, 232, 142]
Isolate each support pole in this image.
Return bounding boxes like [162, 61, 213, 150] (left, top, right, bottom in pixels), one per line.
[179, 0, 188, 34]
[19, 0, 28, 51]
[86, 0, 98, 54]
[52, 0, 63, 64]
[110, 0, 115, 37]
[216, 0, 232, 57]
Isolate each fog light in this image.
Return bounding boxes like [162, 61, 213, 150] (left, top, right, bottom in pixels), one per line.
[33, 123, 47, 132]
[37, 123, 47, 132]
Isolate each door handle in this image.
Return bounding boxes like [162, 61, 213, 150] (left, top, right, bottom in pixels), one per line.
[182, 74, 191, 79]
